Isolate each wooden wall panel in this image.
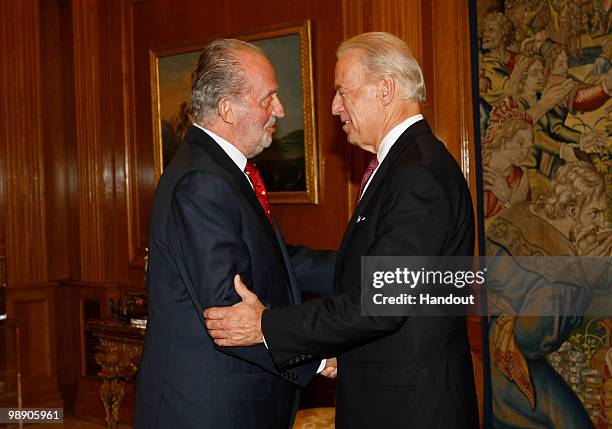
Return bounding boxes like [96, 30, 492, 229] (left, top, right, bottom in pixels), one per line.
[0, 1, 76, 409]
[112, 0, 141, 274]
[0, 0, 48, 285]
[40, 0, 72, 281]
[0, 0, 4, 279]
[370, 0, 423, 62]
[72, 0, 120, 283]
[0, 0, 71, 410]
[129, 0, 158, 267]
[5, 285, 62, 406]
[430, 0, 478, 196]
[55, 281, 79, 413]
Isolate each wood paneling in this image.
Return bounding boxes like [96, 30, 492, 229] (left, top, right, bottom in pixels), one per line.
[40, 0, 73, 282]
[0, 0, 73, 409]
[0, 0, 48, 285]
[55, 281, 79, 414]
[343, 0, 423, 61]
[72, 0, 120, 283]
[5, 284, 62, 406]
[114, 0, 142, 271]
[430, 0, 478, 198]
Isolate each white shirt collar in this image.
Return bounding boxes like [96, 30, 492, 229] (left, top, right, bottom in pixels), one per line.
[377, 114, 424, 163]
[193, 123, 247, 172]
[358, 114, 424, 200]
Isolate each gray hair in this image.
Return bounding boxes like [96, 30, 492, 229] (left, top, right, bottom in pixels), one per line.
[484, 12, 515, 48]
[337, 32, 426, 102]
[534, 162, 605, 219]
[191, 39, 264, 124]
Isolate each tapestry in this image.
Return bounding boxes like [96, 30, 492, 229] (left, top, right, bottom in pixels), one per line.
[474, 0, 612, 427]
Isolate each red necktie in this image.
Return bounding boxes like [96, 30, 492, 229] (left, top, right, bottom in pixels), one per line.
[358, 156, 379, 200]
[244, 160, 273, 224]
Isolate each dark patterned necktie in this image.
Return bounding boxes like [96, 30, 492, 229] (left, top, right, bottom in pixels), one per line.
[358, 156, 379, 200]
[244, 160, 273, 224]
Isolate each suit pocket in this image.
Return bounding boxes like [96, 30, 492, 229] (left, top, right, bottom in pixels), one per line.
[212, 373, 272, 401]
[356, 362, 426, 387]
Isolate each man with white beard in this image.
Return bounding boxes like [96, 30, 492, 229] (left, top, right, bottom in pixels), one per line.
[485, 161, 612, 428]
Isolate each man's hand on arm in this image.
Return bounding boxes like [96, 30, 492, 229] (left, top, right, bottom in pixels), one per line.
[204, 275, 265, 346]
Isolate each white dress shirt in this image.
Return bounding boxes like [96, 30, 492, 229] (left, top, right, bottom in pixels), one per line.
[193, 123, 254, 188]
[359, 114, 424, 199]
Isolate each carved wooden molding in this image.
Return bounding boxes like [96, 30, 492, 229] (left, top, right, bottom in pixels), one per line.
[0, 0, 48, 285]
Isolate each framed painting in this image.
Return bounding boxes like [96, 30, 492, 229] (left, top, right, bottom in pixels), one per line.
[150, 20, 319, 204]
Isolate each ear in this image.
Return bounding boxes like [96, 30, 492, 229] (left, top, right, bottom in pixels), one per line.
[379, 75, 395, 106]
[217, 97, 234, 124]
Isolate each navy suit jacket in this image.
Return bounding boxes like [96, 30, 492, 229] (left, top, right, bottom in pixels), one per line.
[134, 126, 331, 429]
[262, 120, 480, 429]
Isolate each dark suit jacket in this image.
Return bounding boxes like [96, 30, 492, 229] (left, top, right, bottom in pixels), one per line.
[134, 126, 326, 429]
[262, 120, 479, 429]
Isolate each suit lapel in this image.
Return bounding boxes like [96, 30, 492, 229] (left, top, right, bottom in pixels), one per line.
[185, 126, 289, 278]
[335, 120, 433, 279]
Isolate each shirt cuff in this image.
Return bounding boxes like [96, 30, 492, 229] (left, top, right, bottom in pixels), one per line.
[316, 359, 327, 374]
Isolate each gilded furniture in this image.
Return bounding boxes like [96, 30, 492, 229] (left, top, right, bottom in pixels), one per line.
[85, 319, 144, 429]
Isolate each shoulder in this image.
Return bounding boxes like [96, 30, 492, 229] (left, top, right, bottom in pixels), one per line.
[390, 134, 463, 191]
[174, 170, 238, 204]
[384, 134, 473, 220]
[158, 133, 231, 196]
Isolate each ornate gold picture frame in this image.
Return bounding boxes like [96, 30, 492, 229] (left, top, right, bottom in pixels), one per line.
[150, 20, 319, 204]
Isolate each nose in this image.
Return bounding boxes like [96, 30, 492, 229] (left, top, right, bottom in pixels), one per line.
[331, 92, 343, 116]
[272, 95, 285, 119]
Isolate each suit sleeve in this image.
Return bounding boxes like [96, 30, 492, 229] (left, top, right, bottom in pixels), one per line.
[169, 171, 317, 385]
[287, 245, 336, 295]
[262, 165, 453, 368]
